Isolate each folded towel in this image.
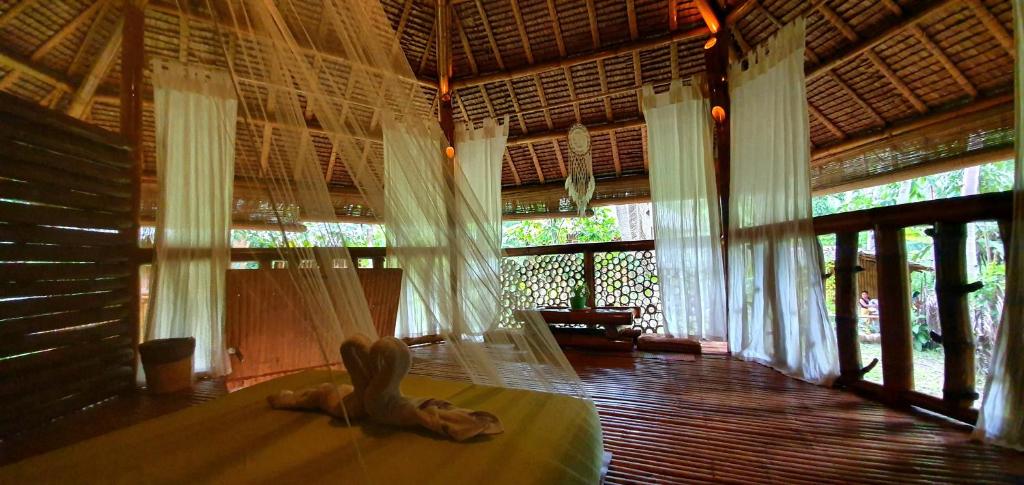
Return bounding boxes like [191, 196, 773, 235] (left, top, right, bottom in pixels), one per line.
[268, 335, 503, 441]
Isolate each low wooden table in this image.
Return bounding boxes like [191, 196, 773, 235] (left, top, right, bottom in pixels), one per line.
[536, 307, 641, 340]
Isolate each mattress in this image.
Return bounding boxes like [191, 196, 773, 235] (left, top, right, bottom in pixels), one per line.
[0, 370, 604, 484]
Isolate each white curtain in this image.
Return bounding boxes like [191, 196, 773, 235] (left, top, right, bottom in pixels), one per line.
[973, 0, 1024, 450]
[146, 59, 237, 376]
[642, 78, 727, 340]
[455, 117, 509, 333]
[727, 19, 839, 385]
[384, 120, 448, 339]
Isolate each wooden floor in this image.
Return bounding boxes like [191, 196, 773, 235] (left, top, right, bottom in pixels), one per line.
[2, 345, 1021, 483]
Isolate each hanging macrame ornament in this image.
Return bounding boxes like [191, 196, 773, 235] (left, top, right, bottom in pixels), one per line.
[564, 123, 595, 216]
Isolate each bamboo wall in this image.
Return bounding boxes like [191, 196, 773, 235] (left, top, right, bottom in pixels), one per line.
[0, 93, 137, 437]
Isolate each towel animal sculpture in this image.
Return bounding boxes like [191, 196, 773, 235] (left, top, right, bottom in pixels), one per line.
[268, 335, 503, 441]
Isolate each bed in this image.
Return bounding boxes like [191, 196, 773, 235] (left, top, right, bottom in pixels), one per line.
[0, 370, 604, 484]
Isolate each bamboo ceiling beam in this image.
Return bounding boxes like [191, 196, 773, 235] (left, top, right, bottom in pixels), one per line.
[812, 93, 1011, 161]
[505, 80, 528, 132]
[808, 103, 846, 140]
[474, 0, 504, 70]
[632, 51, 642, 113]
[504, 151, 522, 185]
[909, 25, 977, 98]
[546, 0, 566, 57]
[626, 0, 638, 40]
[866, 50, 926, 114]
[552, 140, 566, 178]
[826, 71, 885, 127]
[450, 25, 707, 89]
[807, 0, 958, 81]
[146, 2, 436, 89]
[418, 19, 436, 74]
[510, 119, 643, 145]
[565, 67, 580, 121]
[534, 75, 553, 129]
[68, 0, 114, 77]
[816, 2, 858, 42]
[668, 0, 678, 32]
[0, 47, 74, 92]
[453, 13, 478, 75]
[880, 0, 902, 16]
[963, 0, 1013, 56]
[67, 15, 125, 119]
[597, 59, 613, 121]
[509, 0, 533, 64]
[395, 0, 415, 39]
[585, 0, 601, 49]
[527, 144, 545, 183]
[610, 132, 622, 177]
[454, 90, 470, 123]
[478, 85, 497, 118]
[178, 4, 190, 62]
[31, 1, 105, 63]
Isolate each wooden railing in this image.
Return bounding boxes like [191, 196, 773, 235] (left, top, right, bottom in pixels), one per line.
[816, 191, 1012, 423]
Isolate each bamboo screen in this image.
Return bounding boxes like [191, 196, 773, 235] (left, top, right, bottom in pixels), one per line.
[0, 92, 137, 436]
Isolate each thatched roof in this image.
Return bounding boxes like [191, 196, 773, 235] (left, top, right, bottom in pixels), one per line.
[0, 0, 1015, 219]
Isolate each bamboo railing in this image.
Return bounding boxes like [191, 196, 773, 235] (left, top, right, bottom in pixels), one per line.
[816, 191, 1012, 423]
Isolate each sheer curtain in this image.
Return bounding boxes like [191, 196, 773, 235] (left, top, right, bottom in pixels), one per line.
[727, 19, 838, 385]
[973, 0, 1024, 450]
[384, 120, 448, 339]
[642, 78, 726, 339]
[146, 59, 237, 376]
[455, 117, 509, 333]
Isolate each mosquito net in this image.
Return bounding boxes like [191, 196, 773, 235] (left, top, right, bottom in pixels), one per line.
[135, 0, 601, 483]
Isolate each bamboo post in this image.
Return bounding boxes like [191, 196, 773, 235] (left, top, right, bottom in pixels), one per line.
[584, 250, 597, 308]
[704, 19, 731, 321]
[929, 222, 977, 409]
[834, 232, 862, 382]
[121, 0, 145, 383]
[874, 225, 913, 398]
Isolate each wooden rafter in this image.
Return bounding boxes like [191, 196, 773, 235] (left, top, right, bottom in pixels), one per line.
[756, 0, 781, 28]
[534, 75, 553, 129]
[670, 42, 679, 79]
[324, 142, 339, 182]
[68, 0, 114, 77]
[478, 85, 497, 118]
[632, 51, 642, 113]
[808, 0, 958, 80]
[505, 80, 528, 132]
[733, 28, 751, 55]
[826, 71, 885, 127]
[817, 3, 858, 42]
[178, 5, 190, 62]
[453, 13, 478, 75]
[454, 90, 470, 123]
[866, 50, 926, 114]
[67, 16, 125, 119]
[668, 0, 678, 31]
[31, 1, 105, 63]
[610, 132, 622, 176]
[909, 25, 977, 98]
[546, 0, 566, 57]
[963, 0, 1013, 56]
[641, 125, 649, 172]
[0, 47, 74, 92]
[527, 144, 545, 183]
[395, 0, 415, 39]
[504, 151, 522, 185]
[585, 0, 601, 48]
[509, 0, 533, 64]
[808, 103, 846, 140]
[597, 59, 613, 122]
[564, 67, 580, 121]
[626, 0, 638, 40]
[259, 124, 274, 174]
[418, 19, 436, 74]
[551, 139, 567, 178]
[474, 0, 504, 69]
[880, 0, 902, 16]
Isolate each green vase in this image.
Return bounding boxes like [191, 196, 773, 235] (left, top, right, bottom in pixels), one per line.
[569, 296, 587, 310]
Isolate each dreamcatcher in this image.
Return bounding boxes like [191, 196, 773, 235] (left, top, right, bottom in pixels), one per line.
[564, 123, 595, 216]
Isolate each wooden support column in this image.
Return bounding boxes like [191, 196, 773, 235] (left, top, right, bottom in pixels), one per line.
[930, 223, 977, 409]
[121, 0, 145, 378]
[874, 226, 913, 398]
[436, 0, 461, 335]
[703, 17, 731, 303]
[834, 232, 862, 383]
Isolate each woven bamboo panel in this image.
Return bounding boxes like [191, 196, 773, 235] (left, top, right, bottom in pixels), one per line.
[0, 92, 136, 437]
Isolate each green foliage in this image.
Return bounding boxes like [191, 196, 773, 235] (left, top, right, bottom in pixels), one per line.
[501, 207, 623, 248]
[911, 319, 938, 352]
[230, 222, 385, 249]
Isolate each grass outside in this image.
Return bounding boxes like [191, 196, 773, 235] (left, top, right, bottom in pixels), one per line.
[859, 343, 987, 404]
